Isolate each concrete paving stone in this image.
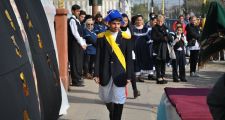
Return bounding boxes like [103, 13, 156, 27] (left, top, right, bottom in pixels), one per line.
[59, 61, 225, 120]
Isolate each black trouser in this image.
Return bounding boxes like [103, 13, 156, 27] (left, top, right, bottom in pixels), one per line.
[83, 54, 96, 75]
[190, 50, 199, 73]
[83, 52, 89, 75]
[106, 103, 123, 120]
[220, 50, 224, 60]
[155, 59, 166, 79]
[131, 71, 137, 91]
[88, 55, 96, 74]
[131, 60, 138, 91]
[172, 50, 186, 79]
[70, 42, 84, 84]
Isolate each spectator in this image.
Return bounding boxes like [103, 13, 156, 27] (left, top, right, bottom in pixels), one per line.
[68, 4, 87, 86]
[171, 26, 188, 82]
[172, 15, 187, 35]
[151, 14, 173, 84]
[186, 16, 201, 77]
[83, 16, 97, 79]
[132, 14, 154, 82]
[121, 13, 140, 99]
[93, 13, 107, 34]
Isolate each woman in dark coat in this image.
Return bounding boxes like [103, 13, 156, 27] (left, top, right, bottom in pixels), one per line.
[151, 15, 172, 84]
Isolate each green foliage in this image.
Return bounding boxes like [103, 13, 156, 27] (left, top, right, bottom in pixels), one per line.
[201, 0, 214, 17]
[183, 0, 215, 17]
[131, 4, 149, 22]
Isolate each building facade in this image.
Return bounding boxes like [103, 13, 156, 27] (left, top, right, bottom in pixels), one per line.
[53, 0, 131, 17]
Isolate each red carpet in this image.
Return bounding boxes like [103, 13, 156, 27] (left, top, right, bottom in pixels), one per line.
[165, 87, 213, 120]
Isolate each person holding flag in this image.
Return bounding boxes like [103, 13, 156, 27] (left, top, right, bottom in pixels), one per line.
[93, 10, 132, 120]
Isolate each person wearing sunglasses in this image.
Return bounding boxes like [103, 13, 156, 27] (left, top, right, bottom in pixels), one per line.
[83, 16, 97, 79]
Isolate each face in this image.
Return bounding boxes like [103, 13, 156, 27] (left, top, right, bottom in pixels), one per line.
[176, 28, 183, 34]
[179, 16, 184, 22]
[135, 16, 144, 26]
[122, 17, 129, 27]
[157, 18, 164, 26]
[72, 9, 80, 18]
[109, 20, 121, 32]
[86, 20, 94, 30]
[79, 15, 86, 22]
[191, 17, 197, 26]
[186, 14, 190, 20]
[150, 19, 157, 27]
[97, 17, 103, 22]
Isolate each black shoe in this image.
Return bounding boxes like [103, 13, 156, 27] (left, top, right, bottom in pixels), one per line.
[180, 78, 187, 82]
[137, 77, 144, 82]
[148, 75, 157, 80]
[173, 77, 179, 82]
[156, 80, 168, 84]
[72, 82, 85, 87]
[133, 90, 141, 99]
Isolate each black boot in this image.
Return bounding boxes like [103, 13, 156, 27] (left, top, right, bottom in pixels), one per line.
[113, 104, 124, 120]
[133, 89, 140, 99]
[137, 76, 144, 82]
[106, 103, 114, 120]
[148, 74, 157, 80]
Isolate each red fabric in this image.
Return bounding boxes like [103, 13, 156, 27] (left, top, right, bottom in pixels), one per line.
[125, 85, 128, 97]
[172, 21, 187, 35]
[165, 87, 213, 120]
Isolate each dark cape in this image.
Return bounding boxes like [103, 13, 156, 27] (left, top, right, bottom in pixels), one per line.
[0, 1, 40, 119]
[14, 0, 62, 119]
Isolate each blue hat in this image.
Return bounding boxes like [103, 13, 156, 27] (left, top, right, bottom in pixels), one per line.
[104, 10, 125, 25]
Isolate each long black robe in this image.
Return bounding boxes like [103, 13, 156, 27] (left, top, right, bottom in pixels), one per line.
[0, 1, 40, 119]
[14, 0, 62, 119]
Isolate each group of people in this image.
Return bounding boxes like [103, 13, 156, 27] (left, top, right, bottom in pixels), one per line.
[68, 4, 203, 120]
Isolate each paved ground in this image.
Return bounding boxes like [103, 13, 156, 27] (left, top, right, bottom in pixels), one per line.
[59, 61, 225, 120]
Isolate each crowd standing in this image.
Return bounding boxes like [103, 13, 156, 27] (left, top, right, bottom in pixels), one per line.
[68, 4, 209, 120]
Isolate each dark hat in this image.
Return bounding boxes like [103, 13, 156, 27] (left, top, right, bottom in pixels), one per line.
[104, 9, 125, 25]
[149, 12, 157, 20]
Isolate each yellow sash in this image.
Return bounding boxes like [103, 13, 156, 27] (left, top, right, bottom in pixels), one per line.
[105, 30, 126, 71]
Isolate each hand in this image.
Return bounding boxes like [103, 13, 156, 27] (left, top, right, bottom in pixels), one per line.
[164, 36, 168, 41]
[127, 79, 131, 85]
[175, 38, 179, 42]
[93, 77, 100, 84]
[181, 37, 184, 41]
[82, 45, 87, 50]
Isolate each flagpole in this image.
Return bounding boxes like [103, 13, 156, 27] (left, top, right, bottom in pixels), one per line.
[151, 0, 154, 13]
[92, 0, 99, 16]
[162, 0, 165, 15]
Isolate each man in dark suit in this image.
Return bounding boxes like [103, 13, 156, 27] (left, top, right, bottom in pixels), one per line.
[68, 4, 87, 86]
[93, 10, 132, 120]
